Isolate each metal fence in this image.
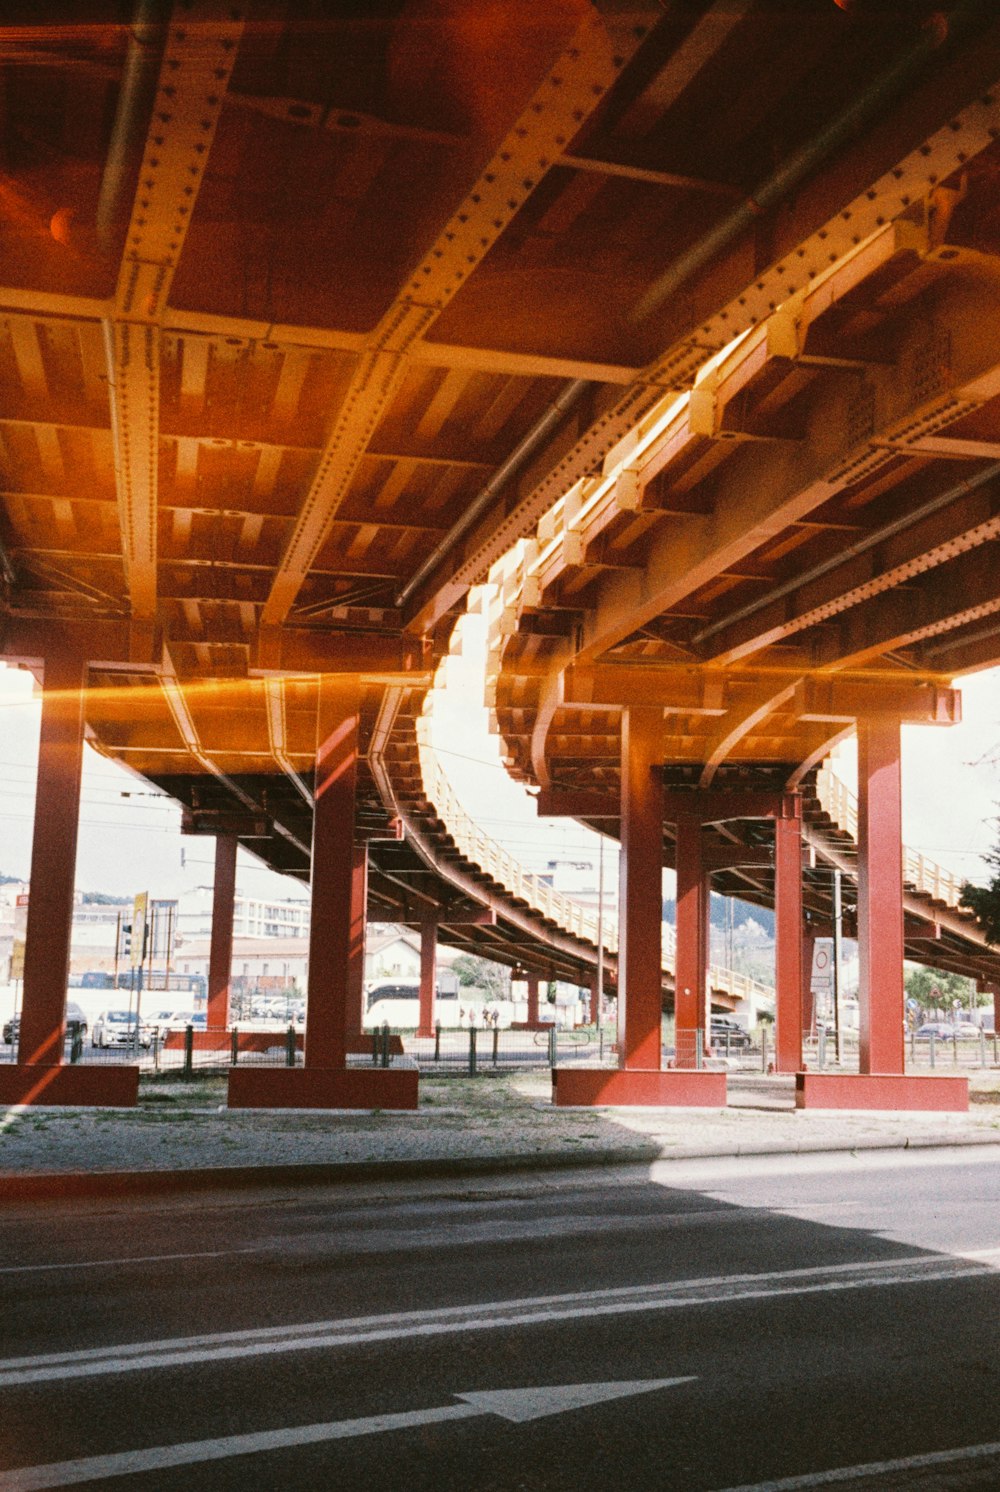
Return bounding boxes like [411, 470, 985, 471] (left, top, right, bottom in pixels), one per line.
[2, 1020, 996, 1079]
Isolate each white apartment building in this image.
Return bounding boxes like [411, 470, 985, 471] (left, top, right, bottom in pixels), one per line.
[175, 885, 310, 944]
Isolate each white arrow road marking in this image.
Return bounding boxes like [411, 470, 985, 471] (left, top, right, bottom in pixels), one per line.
[0, 1378, 693, 1490]
[0, 1251, 995, 1388]
[713, 1436, 1000, 1490]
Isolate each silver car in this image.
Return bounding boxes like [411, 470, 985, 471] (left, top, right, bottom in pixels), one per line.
[91, 1009, 152, 1048]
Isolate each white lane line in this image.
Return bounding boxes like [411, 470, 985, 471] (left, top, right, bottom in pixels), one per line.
[1, 1378, 693, 1489]
[0, 1249, 253, 1276]
[0, 1404, 476, 1490]
[714, 1437, 1000, 1490]
[1, 1252, 997, 1388]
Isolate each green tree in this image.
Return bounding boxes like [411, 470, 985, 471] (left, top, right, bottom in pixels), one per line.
[904, 966, 976, 1016]
[451, 954, 511, 1002]
[961, 838, 1000, 946]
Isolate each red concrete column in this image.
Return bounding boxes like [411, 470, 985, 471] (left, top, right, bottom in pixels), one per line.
[526, 973, 540, 1026]
[346, 845, 368, 1035]
[857, 714, 905, 1074]
[417, 910, 437, 1036]
[774, 802, 803, 1073]
[305, 678, 359, 1070]
[18, 651, 86, 1067]
[586, 972, 598, 1024]
[674, 814, 708, 1068]
[206, 834, 237, 1031]
[617, 707, 664, 1070]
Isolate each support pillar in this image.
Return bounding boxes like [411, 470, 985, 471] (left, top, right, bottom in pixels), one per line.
[555, 710, 725, 1104]
[798, 715, 966, 1110]
[774, 802, 803, 1074]
[303, 678, 358, 1071]
[346, 845, 368, 1036]
[206, 834, 237, 1031]
[857, 715, 905, 1075]
[674, 814, 709, 1069]
[0, 650, 137, 1106]
[586, 972, 598, 1025]
[228, 677, 416, 1109]
[526, 973, 541, 1028]
[17, 652, 85, 1069]
[617, 707, 665, 1069]
[417, 910, 437, 1037]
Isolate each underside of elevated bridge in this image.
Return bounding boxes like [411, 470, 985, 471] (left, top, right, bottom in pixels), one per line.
[2, 1, 1000, 1109]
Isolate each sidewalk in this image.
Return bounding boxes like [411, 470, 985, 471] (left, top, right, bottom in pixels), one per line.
[1, 1071, 999, 1202]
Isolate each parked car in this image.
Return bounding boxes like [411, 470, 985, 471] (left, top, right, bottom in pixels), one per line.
[914, 1021, 954, 1040]
[949, 1021, 982, 1038]
[65, 1002, 88, 1039]
[91, 1009, 152, 1048]
[710, 1016, 753, 1049]
[148, 1009, 196, 1031]
[162, 1011, 207, 1030]
[3, 1002, 88, 1045]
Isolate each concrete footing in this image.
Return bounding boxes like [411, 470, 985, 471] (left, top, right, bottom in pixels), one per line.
[0, 1064, 139, 1107]
[227, 1066, 419, 1109]
[796, 1071, 969, 1111]
[552, 1066, 727, 1107]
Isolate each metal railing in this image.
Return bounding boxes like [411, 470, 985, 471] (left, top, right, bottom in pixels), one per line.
[418, 685, 774, 1009]
[814, 765, 966, 909]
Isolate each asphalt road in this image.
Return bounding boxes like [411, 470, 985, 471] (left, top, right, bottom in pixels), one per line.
[2, 1149, 999, 1490]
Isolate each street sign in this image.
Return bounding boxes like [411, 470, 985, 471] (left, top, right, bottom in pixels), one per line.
[131, 892, 148, 970]
[10, 892, 28, 980]
[810, 938, 834, 995]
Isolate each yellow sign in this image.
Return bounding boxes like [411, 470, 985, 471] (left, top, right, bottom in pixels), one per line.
[131, 891, 148, 969]
[10, 893, 27, 980]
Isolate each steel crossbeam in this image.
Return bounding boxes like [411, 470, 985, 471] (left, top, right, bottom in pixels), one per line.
[103, 2, 243, 622]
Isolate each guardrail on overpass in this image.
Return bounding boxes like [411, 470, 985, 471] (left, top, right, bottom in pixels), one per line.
[415, 623, 774, 1013]
[814, 766, 966, 911]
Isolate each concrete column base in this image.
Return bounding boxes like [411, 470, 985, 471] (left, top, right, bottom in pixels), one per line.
[227, 1066, 419, 1110]
[796, 1071, 969, 1111]
[0, 1064, 139, 1107]
[553, 1067, 727, 1107]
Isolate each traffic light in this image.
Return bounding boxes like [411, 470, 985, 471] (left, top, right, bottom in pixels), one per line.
[120, 922, 132, 960]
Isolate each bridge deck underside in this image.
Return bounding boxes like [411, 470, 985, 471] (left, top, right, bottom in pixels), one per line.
[1, 6, 1000, 997]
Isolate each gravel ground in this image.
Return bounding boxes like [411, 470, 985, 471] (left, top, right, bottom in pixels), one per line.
[1, 1072, 999, 1184]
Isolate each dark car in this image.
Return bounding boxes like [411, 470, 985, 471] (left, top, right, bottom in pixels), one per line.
[3, 1002, 88, 1045]
[710, 1016, 753, 1049]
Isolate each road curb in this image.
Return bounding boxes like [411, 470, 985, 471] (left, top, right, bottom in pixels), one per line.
[3, 1131, 1000, 1202]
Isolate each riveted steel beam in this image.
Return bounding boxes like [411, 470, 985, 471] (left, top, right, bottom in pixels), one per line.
[824, 547, 1000, 670]
[261, 13, 645, 629]
[701, 464, 1000, 665]
[416, 54, 1000, 636]
[574, 270, 1000, 669]
[103, 3, 243, 623]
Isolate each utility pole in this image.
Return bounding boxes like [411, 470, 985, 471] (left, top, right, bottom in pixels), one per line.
[595, 835, 605, 1024]
[832, 868, 843, 1064]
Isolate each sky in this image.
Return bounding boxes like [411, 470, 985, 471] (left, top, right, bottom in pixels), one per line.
[1, 632, 999, 906]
